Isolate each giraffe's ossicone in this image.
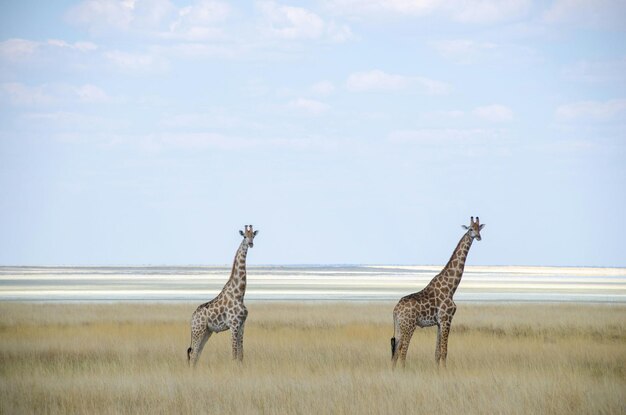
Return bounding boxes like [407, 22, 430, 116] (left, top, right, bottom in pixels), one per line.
[187, 225, 258, 367]
[391, 216, 485, 369]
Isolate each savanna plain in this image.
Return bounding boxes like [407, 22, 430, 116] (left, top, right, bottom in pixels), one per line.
[0, 302, 624, 414]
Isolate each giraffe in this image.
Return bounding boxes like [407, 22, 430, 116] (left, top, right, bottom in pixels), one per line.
[391, 216, 484, 369]
[187, 225, 258, 367]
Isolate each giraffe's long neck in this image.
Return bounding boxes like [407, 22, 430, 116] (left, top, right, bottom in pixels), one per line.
[223, 240, 248, 301]
[432, 231, 474, 297]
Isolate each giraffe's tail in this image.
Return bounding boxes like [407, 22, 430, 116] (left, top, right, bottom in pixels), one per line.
[391, 311, 400, 360]
[187, 347, 192, 364]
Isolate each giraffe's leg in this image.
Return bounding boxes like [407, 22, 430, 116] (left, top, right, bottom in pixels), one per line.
[397, 326, 416, 369]
[236, 321, 246, 361]
[392, 338, 408, 370]
[438, 319, 453, 368]
[230, 321, 245, 362]
[197, 329, 212, 361]
[437, 305, 456, 368]
[435, 323, 442, 364]
[231, 308, 248, 362]
[188, 327, 212, 368]
[391, 330, 405, 370]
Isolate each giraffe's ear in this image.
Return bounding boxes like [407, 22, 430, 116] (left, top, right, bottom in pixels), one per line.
[239, 230, 245, 236]
[479, 224, 485, 230]
[253, 230, 259, 236]
[461, 225, 469, 230]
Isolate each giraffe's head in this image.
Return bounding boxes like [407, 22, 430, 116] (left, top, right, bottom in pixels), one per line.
[462, 216, 485, 241]
[239, 224, 258, 248]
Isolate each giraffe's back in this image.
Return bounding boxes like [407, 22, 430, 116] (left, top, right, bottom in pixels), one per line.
[394, 289, 439, 328]
[193, 294, 249, 333]
[193, 299, 229, 332]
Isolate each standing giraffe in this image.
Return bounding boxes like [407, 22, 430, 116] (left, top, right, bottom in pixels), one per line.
[187, 225, 258, 367]
[391, 216, 484, 369]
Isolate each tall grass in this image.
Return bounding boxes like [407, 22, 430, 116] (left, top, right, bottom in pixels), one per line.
[0, 302, 624, 414]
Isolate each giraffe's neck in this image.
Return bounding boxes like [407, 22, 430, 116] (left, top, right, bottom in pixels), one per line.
[432, 231, 474, 297]
[222, 240, 248, 301]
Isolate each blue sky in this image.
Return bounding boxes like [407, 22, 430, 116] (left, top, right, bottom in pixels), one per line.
[1, 0, 625, 266]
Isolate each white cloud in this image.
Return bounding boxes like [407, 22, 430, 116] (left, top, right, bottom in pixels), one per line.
[159, 111, 238, 129]
[415, 76, 452, 95]
[289, 98, 330, 115]
[450, 0, 531, 23]
[67, 0, 236, 41]
[473, 104, 514, 122]
[78, 131, 338, 151]
[324, 0, 440, 17]
[431, 38, 540, 67]
[388, 128, 503, 144]
[157, 132, 243, 149]
[258, 1, 354, 42]
[346, 70, 409, 91]
[543, 0, 626, 29]
[104, 50, 167, 72]
[20, 112, 116, 132]
[46, 39, 98, 51]
[1, 82, 111, 106]
[66, 0, 137, 33]
[431, 39, 497, 64]
[155, 42, 239, 60]
[556, 99, 626, 121]
[0, 38, 97, 62]
[421, 106, 513, 123]
[387, 128, 509, 158]
[1, 83, 55, 106]
[346, 70, 451, 94]
[166, 26, 225, 41]
[421, 110, 466, 121]
[562, 58, 626, 83]
[259, 2, 325, 39]
[74, 84, 110, 103]
[325, 22, 354, 42]
[70, 0, 242, 39]
[325, 0, 531, 23]
[311, 80, 335, 96]
[163, 0, 231, 41]
[178, 0, 231, 24]
[0, 39, 40, 61]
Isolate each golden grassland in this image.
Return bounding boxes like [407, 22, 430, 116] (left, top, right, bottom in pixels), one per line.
[0, 302, 624, 414]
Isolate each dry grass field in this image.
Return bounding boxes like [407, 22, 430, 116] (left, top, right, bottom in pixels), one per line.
[0, 302, 624, 414]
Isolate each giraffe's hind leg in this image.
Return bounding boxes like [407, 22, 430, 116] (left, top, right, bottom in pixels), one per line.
[188, 326, 212, 368]
[396, 325, 416, 369]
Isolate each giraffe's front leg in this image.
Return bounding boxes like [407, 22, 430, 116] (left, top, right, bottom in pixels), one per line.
[435, 322, 443, 364]
[438, 320, 452, 368]
[230, 323, 245, 362]
[230, 326, 239, 361]
[435, 303, 456, 367]
[230, 315, 247, 362]
[437, 304, 456, 367]
[236, 321, 246, 361]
